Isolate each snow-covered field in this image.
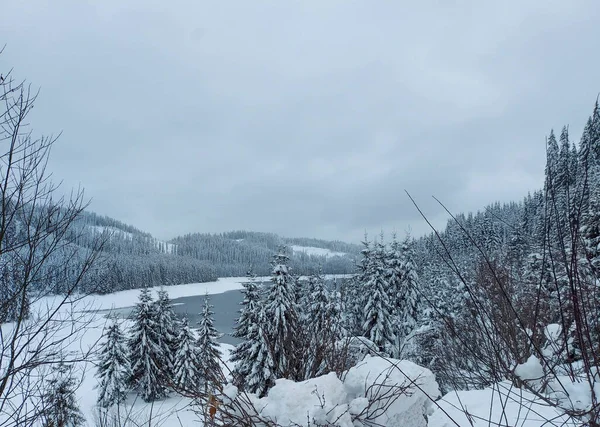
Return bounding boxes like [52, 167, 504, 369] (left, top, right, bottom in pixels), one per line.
[291, 245, 347, 258]
[428, 382, 578, 427]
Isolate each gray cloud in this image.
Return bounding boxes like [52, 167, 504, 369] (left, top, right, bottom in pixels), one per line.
[1, 0, 598, 242]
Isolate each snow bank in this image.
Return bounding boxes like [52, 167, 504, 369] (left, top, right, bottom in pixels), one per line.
[236, 356, 439, 427]
[252, 373, 353, 426]
[78, 276, 269, 312]
[546, 369, 600, 415]
[428, 381, 578, 427]
[344, 356, 440, 427]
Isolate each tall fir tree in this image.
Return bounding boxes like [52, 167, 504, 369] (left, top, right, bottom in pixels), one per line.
[230, 269, 262, 388]
[345, 236, 372, 336]
[96, 316, 131, 408]
[153, 288, 179, 381]
[262, 248, 301, 380]
[244, 312, 275, 397]
[386, 234, 404, 317]
[128, 288, 167, 402]
[303, 270, 331, 379]
[42, 363, 86, 427]
[362, 238, 396, 353]
[0, 220, 29, 323]
[196, 294, 223, 392]
[173, 317, 200, 391]
[397, 237, 420, 353]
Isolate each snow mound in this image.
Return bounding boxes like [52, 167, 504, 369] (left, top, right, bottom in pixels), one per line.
[252, 372, 352, 426]
[344, 356, 439, 427]
[428, 381, 578, 427]
[515, 354, 543, 384]
[241, 356, 438, 427]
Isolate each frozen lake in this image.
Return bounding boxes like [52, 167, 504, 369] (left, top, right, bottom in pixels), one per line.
[171, 289, 244, 345]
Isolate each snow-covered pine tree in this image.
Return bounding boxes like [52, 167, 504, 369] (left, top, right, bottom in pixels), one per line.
[245, 312, 276, 397]
[327, 282, 345, 340]
[0, 254, 28, 323]
[304, 270, 332, 379]
[230, 269, 262, 388]
[344, 237, 371, 336]
[386, 234, 404, 316]
[42, 363, 86, 427]
[173, 317, 200, 392]
[0, 221, 29, 323]
[397, 237, 419, 354]
[557, 127, 572, 219]
[262, 247, 301, 380]
[298, 273, 318, 323]
[582, 185, 600, 274]
[153, 288, 178, 381]
[362, 238, 396, 354]
[96, 316, 131, 408]
[196, 294, 223, 392]
[128, 288, 167, 402]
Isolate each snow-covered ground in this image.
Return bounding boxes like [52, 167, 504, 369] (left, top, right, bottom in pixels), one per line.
[428, 381, 578, 427]
[78, 276, 268, 312]
[3, 279, 586, 426]
[291, 245, 347, 258]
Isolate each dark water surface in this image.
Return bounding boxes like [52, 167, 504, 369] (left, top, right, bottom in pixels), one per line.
[171, 289, 244, 345]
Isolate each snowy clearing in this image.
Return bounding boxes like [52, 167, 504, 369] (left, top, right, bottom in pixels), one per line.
[291, 245, 347, 258]
[89, 225, 133, 240]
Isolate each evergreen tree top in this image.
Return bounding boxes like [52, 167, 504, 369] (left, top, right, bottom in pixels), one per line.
[137, 287, 153, 304]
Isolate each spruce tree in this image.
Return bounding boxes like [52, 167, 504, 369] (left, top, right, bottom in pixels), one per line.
[397, 237, 419, 348]
[42, 363, 86, 427]
[128, 288, 167, 402]
[173, 317, 200, 391]
[245, 313, 275, 397]
[299, 273, 318, 323]
[262, 248, 301, 380]
[96, 316, 131, 408]
[386, 234, 404, 316]
[154, 288, 178, 380]
[345, 237, 372, 336]
[196, 294, 223, 392]
[558, 127, 572, 191]
[362, 239, 396, 353]
[545, 130, 560, 196]
[304, 270, 332, 379]
[582, 191, 600, 274]
[0, 221, 29, 323]
[230, 270, 262, 388]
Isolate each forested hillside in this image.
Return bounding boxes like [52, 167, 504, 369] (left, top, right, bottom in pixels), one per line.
[170, 230, 359, 277]
[8, 210, 361, 296]
[401, 102, 600, 393]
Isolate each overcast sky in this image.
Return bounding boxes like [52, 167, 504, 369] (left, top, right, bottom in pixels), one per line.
[1, 1, 599, 243]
